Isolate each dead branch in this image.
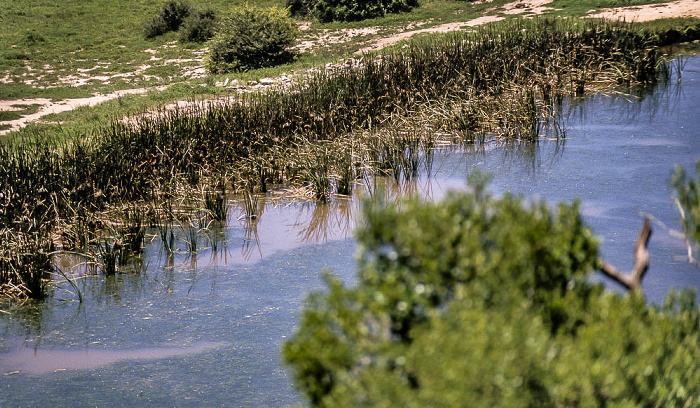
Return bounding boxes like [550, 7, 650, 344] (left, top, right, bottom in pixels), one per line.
[674, 198, 700, 268]
[599, 217, 652, 293]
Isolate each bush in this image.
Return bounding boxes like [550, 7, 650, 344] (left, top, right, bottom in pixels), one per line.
[284, 176, 700, 407]
[144, 14, 171, 39]
[178, 8, 218, 43]
[144, 0, 192, 39]
[205, 5, 299, 74]
[312, 0, 418, 23]
[287, 0, 317, 17]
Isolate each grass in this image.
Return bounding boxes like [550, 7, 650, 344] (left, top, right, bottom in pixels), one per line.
[0, 0, 281, 100]
[1, 0, 699, 298]
[0, 111, 21, 121]
[0, 104, 42, 123]
[1, 0, 695, 139]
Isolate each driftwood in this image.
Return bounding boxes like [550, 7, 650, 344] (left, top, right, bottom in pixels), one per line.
[599, 217, 652, 293]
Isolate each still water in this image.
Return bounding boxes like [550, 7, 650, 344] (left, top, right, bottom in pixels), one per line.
[1, 54, 699, 407]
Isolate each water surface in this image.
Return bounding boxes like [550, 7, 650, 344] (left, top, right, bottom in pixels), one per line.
[1, 55, 699, 407]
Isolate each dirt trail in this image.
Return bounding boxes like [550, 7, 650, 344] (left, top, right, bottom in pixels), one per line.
[356, 16, 505, 53]
[357, 0, 555, 53]
[2, 0, 699, 136]
[589, 0, 700, 22]
[0, 88, 150, 136]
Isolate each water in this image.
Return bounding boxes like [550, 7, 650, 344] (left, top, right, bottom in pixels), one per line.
[1, 54, 699, 407]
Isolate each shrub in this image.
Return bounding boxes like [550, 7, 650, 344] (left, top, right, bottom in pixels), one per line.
[287, 0, 317, 17]
[312, 0, 418, 23]
[144, 0, 192, 39]
[144, 15, 171, 39]
[284, 177, 700, 407]
[205, 5, 298, 73]
[178, 8, 218, 43]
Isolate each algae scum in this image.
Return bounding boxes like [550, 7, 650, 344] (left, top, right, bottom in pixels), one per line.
[1, 54, 700, 407]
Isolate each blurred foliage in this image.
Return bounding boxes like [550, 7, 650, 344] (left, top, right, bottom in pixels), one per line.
[290, 0, 419, 22]
[673, 160, 700, 247]
[206, 5, 298, 73]
[284, 175, 700, 407]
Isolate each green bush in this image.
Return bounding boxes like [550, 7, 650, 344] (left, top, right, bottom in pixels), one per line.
[313, 0, 418, 23]
[205, 5, 298, 73]
[178, 8, 218, 43]
[144, 0, 192, 39]
[284, 176, 700, 407]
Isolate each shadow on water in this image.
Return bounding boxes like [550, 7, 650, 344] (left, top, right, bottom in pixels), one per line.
[0, 54, 699, 407]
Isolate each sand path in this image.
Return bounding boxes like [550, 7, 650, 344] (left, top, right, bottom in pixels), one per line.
[589, 0, 700, 22]
[0, 88, 150, 136]
[357, 0, 556, 53]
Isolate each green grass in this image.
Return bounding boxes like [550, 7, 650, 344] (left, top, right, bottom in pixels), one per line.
[0, 0, 631, 102]
[0, 104, 41, 122]
[1, 0, 695, 139]
[0, 0, 283, 99]
[0, 111, 21, 121]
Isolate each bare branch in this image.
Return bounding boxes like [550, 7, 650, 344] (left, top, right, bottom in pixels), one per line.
[599, 217, 652, 293]
[674, 198, 700, 267]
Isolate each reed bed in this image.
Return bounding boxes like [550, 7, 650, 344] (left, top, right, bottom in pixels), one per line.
[0, 18, 676, 298]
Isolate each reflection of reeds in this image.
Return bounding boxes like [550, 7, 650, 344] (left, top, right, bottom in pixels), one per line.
[297, 197, 355, 243]
[182, 223, 199, 255]
[241, 218, 262, 261]
[236, 191, 264, 261]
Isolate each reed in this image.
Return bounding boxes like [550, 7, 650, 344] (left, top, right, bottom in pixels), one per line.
[0, 229, 53, 299]
[119, 205, 147, 257]
[95, 238, 119, 276]
[0, 18, 679, 298]
[240, 190, 262, 220]
[182, 223, 199, 255]
[335, 146, 356, 197]
[159, 222, 176, 256]
[203, 181, 229, 223]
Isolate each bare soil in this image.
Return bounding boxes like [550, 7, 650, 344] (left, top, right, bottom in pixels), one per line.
[589, 0, 700, 22]
[0, 88, 151, 135]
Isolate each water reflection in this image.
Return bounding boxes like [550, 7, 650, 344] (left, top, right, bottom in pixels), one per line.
[294, 197, 354, 243]
[1, 341, 225, 375]
[562, 63, 686, 129]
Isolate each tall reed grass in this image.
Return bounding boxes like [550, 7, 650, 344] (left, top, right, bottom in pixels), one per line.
[0, 18, 675, 298]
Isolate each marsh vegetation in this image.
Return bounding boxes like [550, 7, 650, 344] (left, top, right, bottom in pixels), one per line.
[0, 17, 691, 298]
